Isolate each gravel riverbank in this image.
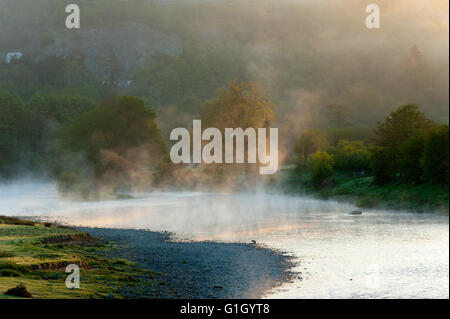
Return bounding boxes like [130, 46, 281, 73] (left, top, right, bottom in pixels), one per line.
[79, 228, 294, 299]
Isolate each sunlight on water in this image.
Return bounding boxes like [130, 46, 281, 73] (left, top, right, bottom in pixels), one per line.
[1, 181, 448, 298]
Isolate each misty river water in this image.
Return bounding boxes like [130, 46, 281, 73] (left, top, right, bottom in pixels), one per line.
[1, 181, 448, 299]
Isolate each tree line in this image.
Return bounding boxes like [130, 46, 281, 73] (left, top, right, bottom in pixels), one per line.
[298, 104, 449, 188]
[0, 76, 448, 198]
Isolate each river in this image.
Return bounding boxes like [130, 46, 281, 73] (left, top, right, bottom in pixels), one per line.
[1, 180, 448, 298]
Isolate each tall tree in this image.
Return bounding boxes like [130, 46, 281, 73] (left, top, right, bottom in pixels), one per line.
[371, 104, 434, 182]
[201, 80, 275, 176]
[60, 96, 166, 193]
[201, 80, 274, 130]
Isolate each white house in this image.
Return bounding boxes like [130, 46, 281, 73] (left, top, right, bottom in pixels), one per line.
[6, 52, 23, 63]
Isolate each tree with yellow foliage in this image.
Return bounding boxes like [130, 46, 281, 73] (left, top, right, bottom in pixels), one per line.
[201, 80, 275, 130]
[200, 80, 275, 179]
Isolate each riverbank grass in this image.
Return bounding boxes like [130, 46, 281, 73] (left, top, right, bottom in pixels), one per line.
[281, 170, 449, 213]
[0, 217, 156, 298]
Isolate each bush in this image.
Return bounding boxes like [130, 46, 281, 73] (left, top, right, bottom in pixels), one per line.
[308, 151, 335, 187]
[4, 284, 32, 298]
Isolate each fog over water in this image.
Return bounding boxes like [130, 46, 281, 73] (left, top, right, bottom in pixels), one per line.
[1, 180, 448, 298]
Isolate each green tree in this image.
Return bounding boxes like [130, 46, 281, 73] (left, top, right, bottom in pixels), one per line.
[371, 104, 434, 182]
[329, 140, 370, 171]
[200, 80, 275, 177]
[201, 80, 274, 130]
[22, 93, 96, 155]
[131, 47, 247, 107]
[370, 146, 395, 184]
[422, 124, 449, 184]
[4, 62, 36, 89]
[60, 96, 166, 193]
[399, 130, 428, 183]
[27, 93, 96, 124]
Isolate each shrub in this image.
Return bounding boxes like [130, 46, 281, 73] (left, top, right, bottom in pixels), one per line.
[308, 151, 335, 187]
[4, 284, 32, 298]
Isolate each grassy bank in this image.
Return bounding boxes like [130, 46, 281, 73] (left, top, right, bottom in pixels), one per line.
[0, 216, 157, 299]
[281, 170, 449, 213]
